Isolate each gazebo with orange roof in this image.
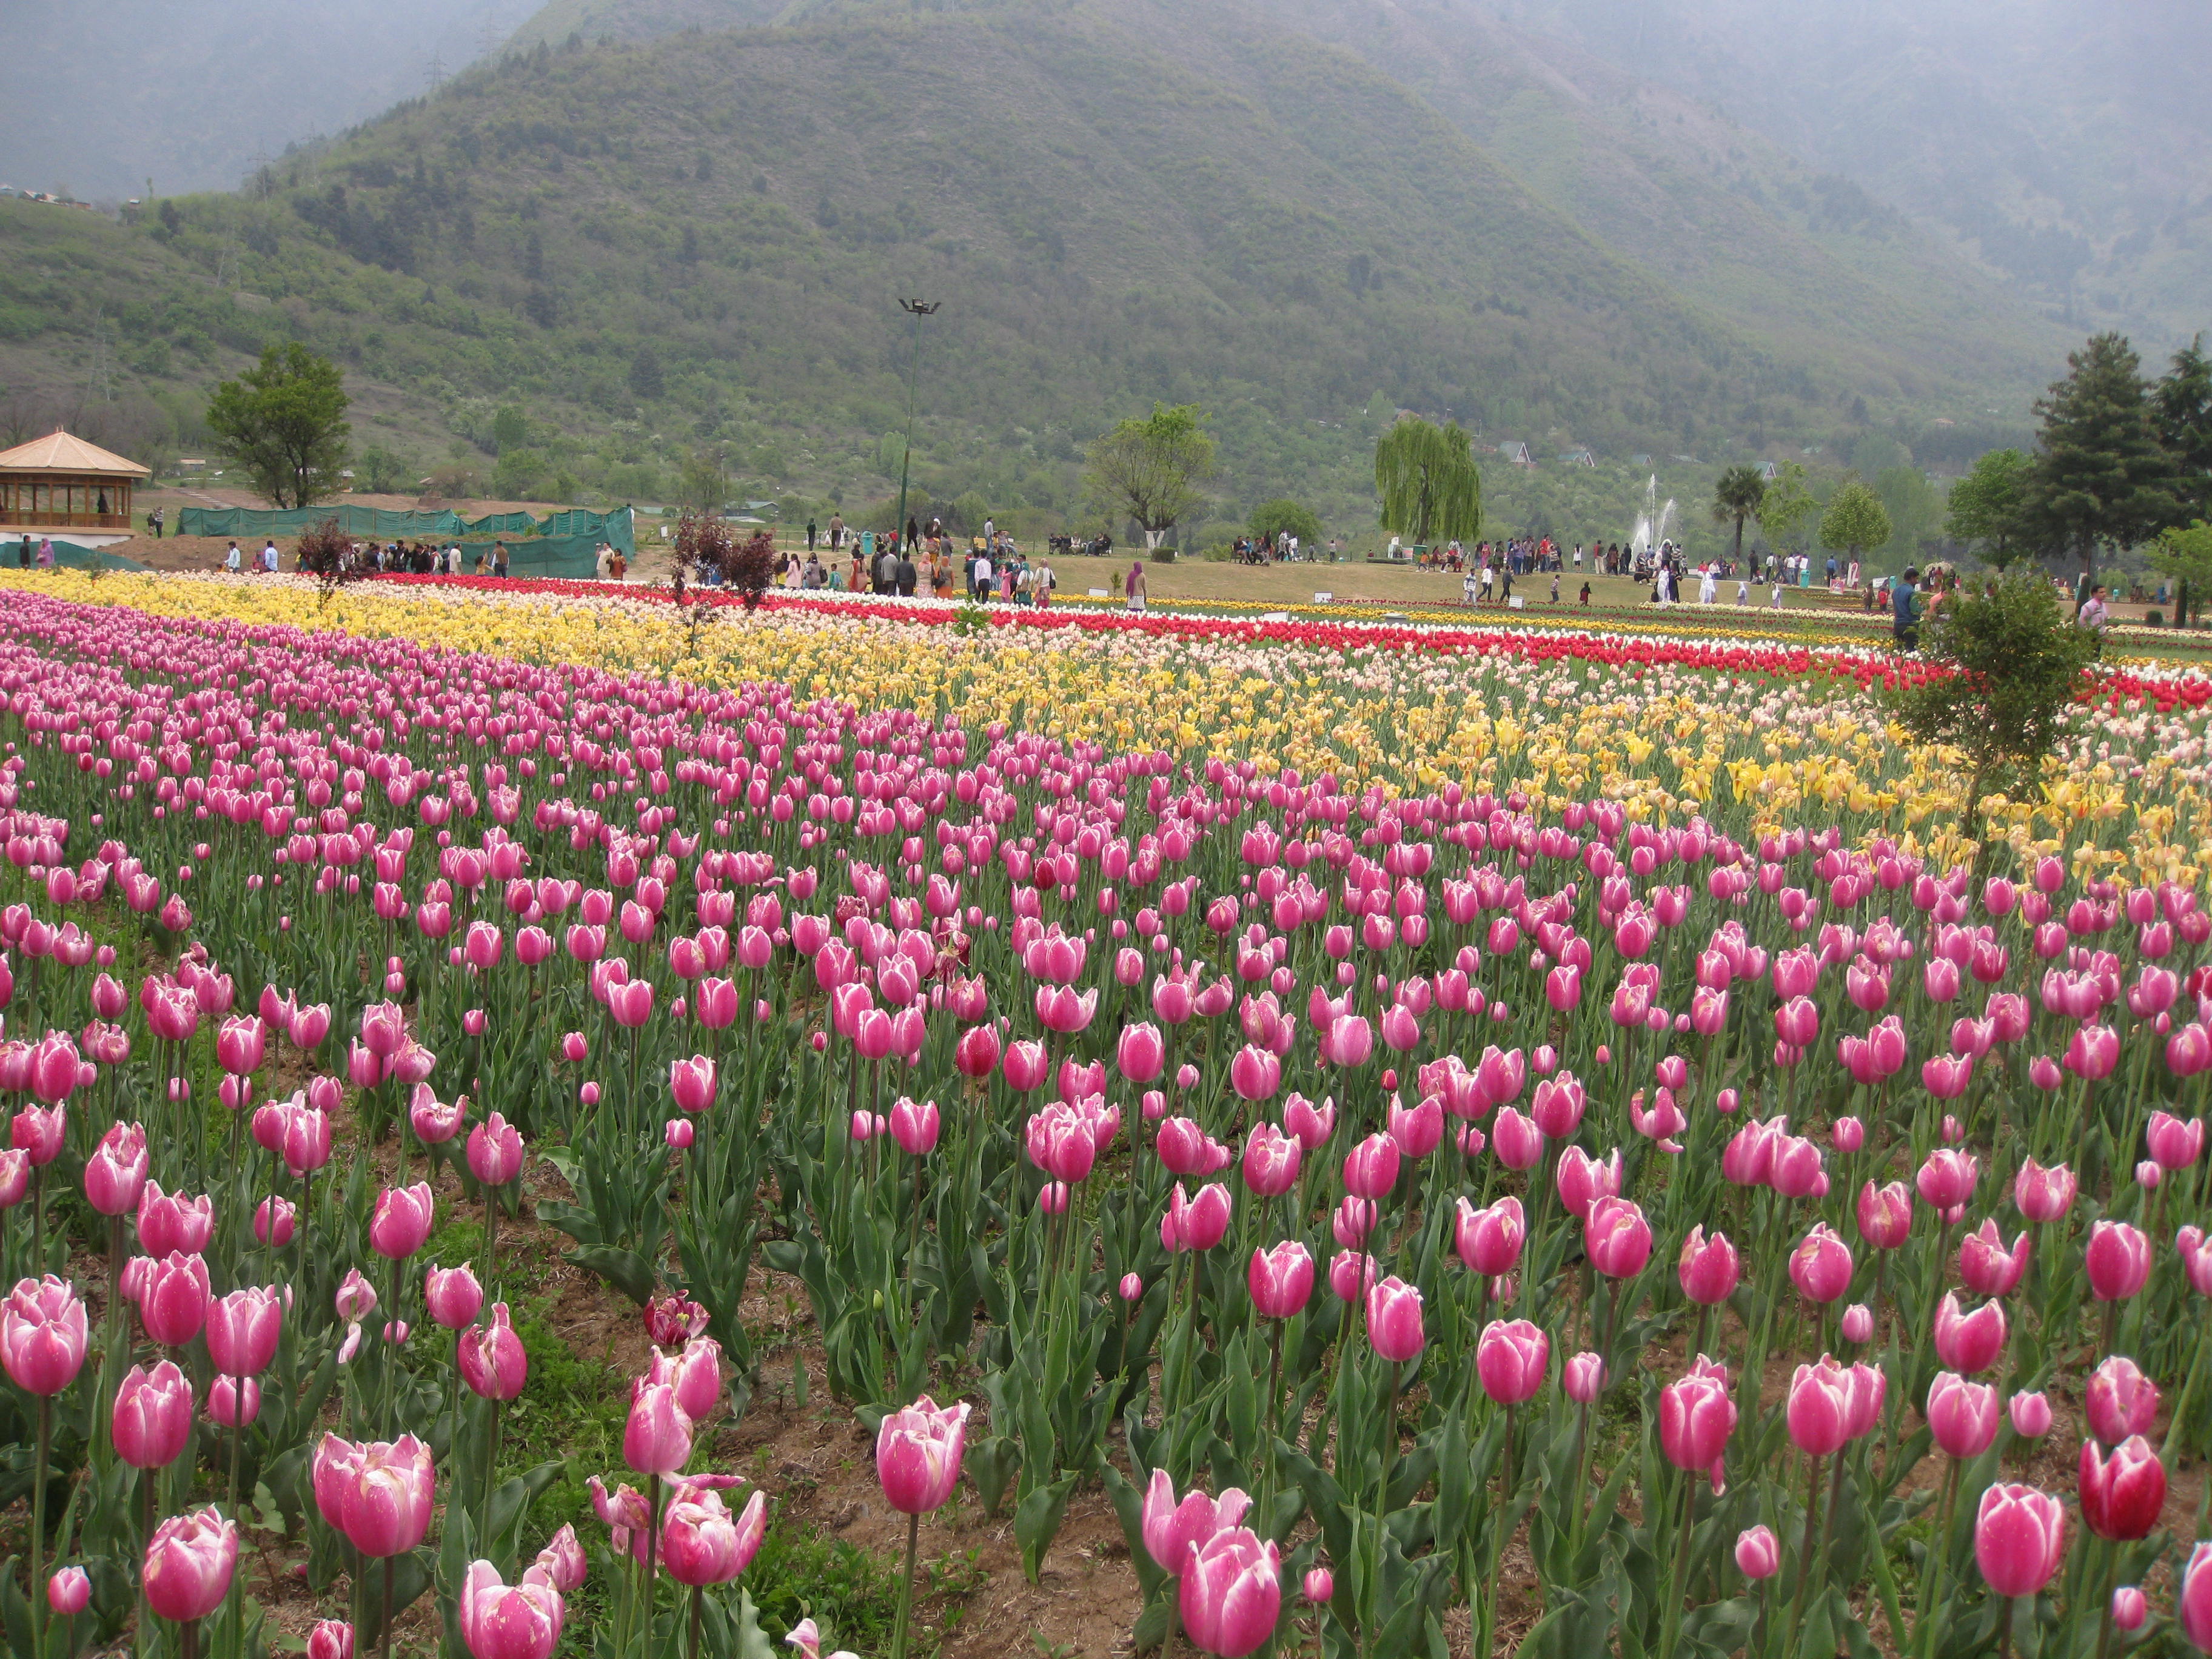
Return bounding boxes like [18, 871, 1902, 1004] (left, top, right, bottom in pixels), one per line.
[0, 428, 151, 531]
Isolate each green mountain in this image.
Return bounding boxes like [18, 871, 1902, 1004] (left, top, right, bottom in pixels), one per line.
[0, 0, 2068, 540]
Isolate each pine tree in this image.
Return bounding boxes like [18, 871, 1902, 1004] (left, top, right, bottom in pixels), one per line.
[2156, 333, 2212, 521]
[2022, 332, 2180, 588]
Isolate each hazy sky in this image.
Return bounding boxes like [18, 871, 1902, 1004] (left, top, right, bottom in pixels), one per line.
[0, 0, 535, 199]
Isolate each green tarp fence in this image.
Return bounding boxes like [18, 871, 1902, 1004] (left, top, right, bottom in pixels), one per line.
[176, 504, 634, 553]
[441, 532, 600, 580]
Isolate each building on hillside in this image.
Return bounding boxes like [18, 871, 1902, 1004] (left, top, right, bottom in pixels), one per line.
[1557, 447, 1596, 467]
[1758, 460, 1783, 482]
[1496, 440, 1534, 466]
[0, 429, 150, 532]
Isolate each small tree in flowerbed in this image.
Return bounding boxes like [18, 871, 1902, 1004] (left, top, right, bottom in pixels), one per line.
[1887, 567, 2102, 856]
[295, 516, 355, 612]
[672, 518, 779, 651]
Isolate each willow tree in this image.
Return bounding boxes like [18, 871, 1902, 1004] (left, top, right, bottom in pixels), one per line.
[1374, 417, 1481, 546]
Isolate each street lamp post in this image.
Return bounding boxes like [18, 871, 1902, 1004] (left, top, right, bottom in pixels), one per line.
[894, 298, 939, 558]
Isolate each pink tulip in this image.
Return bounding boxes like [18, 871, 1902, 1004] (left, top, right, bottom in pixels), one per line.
[216, 1015, 266, 1078]
[660, 1486, 766, 1589]
[889, 1096, 940, 1157]
[409, 1090, 467, 1145]
[137, 1252, 212, 1349]
[1387, 1093, 1443, 1159]
[2013, 1159, 2076, 1223]
[2110, 1586, 2145, 1632]
[1563, 1352, 1606, 1402]
[1179, 1526, 1281, 1658]
[1855, 1181, 1912, 1250]
[210, 1375, 261, 1428]
[1735, 1525, 1779, 1580]
[112, 1361, 194, 1469]
[1586, 1196, 1653, 1278]
[1786, 1357, 1852, 1457]
[1455, 1196, 1526, 1278]
[2009, 1390, 2053, 1438]
[2147, 1110, 2205, 1171]
[84, 1121, 149, 1216]
[1241, 1122, 1300, 1198]
[1789, 1224, 1853, 1304]
[1118, 1022, 1165, 1084]
[2085, 1356, 2159, 1445]
[206, 1286, 283, 1379]
[369, 1182, 435, 1259]
[1974, 1483, 2066, 1598]
[1958, 1221, 2031, 1298]
[144, 1507, 238, 1623]
[1475, 1318, 1549, 1405]
[47, 1566, 89, 1616]
[1925, 1372, 1999, 1460]
[876, 1394, 970, 1513]
[1677, 1227, 1740, 1305]
[314, 1435, 436, 1557]
[1365, 1275, 1424, 1361]
[2079, 1436, 2166, 1541]
[2179, 1543, 2212, 1651]
[458, 1558, 566, 1659]
[137, 1182, 213, 1256]
[1304, 1567, 1333, 1604]
[1555, 1145, 1621, 1221]
[1490, 1107, 1544, 1170]
[2086, 1220, 2151, 1301]
[1660, 1362, 1738, 1486]
[1342, 1134, 1399, 1200]
[460, 1305, 531, 1402]
[669, 1056, 718, 1115]
[1164, 1183, 1233, 1253]
[1931, 1292, 2008, 1375]
[1248, 1241, 1313, 1319]
[1915, 1147, 1979, 1212]
[1141, 1469, 1252, 1575]
[426, 1264, 484, 1330]
[2179, 1226, 2212, 1297]
[622, 1379, 693, 1475]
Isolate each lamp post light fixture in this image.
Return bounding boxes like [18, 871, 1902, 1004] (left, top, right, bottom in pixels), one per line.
[894, 298, 939, 560]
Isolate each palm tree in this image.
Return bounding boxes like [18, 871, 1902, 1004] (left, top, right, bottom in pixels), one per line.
[1711, 465, 1768, 566]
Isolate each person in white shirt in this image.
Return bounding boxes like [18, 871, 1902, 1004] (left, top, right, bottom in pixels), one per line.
[224, 541, 242, 574]
[973, 549, 994, 602]
[261, 541, 279, 572]
[1480, 560, 1495, 603]
[1699, 566, 1717, 605]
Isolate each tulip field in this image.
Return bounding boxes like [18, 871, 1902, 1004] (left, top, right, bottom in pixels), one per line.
[3, 566, 2212, 1659]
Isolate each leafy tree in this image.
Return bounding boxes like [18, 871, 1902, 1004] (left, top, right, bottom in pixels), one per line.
[355, 444, 411, 495]
[1818, 479, 1891, 563]
[1083, 403, 1217, 551]
[2155, 334, 2212, 520]
[1248, 498, 1323, 546]
[1709, 465, 1766, 565]
[491, 406, 529, 453]
[1374, 417, 1482, 546]
[677, 448, 729, 517]
[1946, 448, 2031, 569]
[2020, 332, 2180, 587]
[1874, 465, 1944, 558]
[204, 343, 350, 508]
[2150, 520, 2212, 628]
[491, 448, 546, 500]
[1888, 568, 2102, 854]
[295, 516, 356, 611]
[1755, 461, 1817, 550]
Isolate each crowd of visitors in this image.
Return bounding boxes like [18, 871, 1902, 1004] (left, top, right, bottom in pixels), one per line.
[774, 515, 1060, 605]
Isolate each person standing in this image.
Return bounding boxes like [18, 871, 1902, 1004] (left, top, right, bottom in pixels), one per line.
[492, 541, 510, 579]
[224, 540, 242, 574]
[894, 544, 917, 597]
[973, 543, 994, 602]
[1127, 560, 1147, 612]
[806, 517, 819, 552]
[261, 540, 279, 573]
[2077, 583, 2111, 631]
[1891, 566, 1920, 649]
[150, 506, 164, 539]
[36, 536, 55, 569]
[1699, 565, 1717, 605]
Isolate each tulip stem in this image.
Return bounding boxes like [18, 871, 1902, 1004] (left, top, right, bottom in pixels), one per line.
[643, 1471, 664, 1657]
[183, 1618, 200, 1659]
[1997, 1596, 2013, 1659]
[1661, 1463, 1695, 1658]
[1786, 1452, 1823, 1644]
[381, 1554, 394, 1659]
[891, 1509, 920, 1659]
[2160, 1315, 2212, 1466]
[28, 1393, 49, 1659]
[689, 1583, 704, 1659]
